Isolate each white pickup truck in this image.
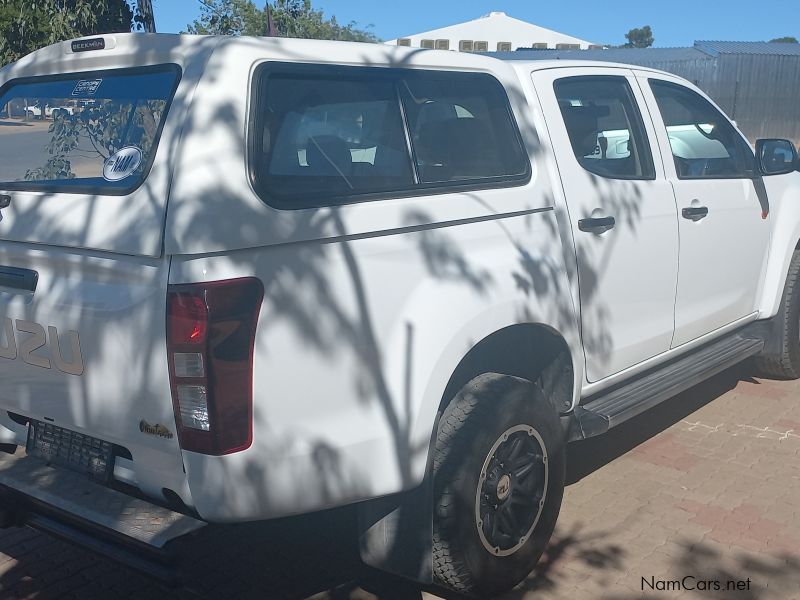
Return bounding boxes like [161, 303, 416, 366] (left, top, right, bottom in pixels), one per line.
[0, 33, 798, 596]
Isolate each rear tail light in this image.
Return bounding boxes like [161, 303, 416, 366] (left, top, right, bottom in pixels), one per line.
[166, 278, 264, 455]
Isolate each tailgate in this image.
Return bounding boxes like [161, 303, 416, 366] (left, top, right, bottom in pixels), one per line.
[0, 246, 188, 501]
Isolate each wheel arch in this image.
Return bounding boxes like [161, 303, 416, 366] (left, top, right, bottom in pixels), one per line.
[438, 323, 578, 418]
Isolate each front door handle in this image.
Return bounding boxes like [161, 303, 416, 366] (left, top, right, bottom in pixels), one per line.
[578, 216, 616, 234]
[682, 206, 709, 222]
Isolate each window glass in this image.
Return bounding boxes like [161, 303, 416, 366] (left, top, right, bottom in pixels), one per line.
[400, 73, 529, 184]
[256, 74, 414, 204]
[397, 38, 411, 47]
[554, 76, 655, 180]
[252, 67, 530, 207]
[497, 42, 512, 52]
[420, 39, 435, 49]
[474, 41, 489, 52]
[459, 40, 474, 52]
[649, 80, 755, 179]
[435, 40, 450, 50]
[0, 65, 179, 193]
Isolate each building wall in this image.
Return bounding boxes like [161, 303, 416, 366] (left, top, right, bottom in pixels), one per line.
[393, 35, 591, 52]
[699, 55, 800, 145]
[505, 50, 800, 144]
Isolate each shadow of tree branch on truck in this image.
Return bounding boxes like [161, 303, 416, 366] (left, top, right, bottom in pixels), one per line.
[0, 32, 748, 600]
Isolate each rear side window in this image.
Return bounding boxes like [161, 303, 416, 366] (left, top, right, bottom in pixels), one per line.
[400, 73, 529, 184]
[250, 64, 530, 208]
[0, 65, 180, 194]
[257, 74, 415, 202]
[554, 76, 655, 180]
[648, 79, 755, 179]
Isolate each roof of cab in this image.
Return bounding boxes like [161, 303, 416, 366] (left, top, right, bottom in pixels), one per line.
[502, 58, 671, 75]
[2, 32, 673, 83]
[4, 32, 514, 75]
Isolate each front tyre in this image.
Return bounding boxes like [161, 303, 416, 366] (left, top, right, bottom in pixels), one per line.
[432, 373, 565, 597]
[756, 250, 800, 379]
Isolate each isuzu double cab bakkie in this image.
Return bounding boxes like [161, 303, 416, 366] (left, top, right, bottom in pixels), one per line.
[0, 33, 798, 596]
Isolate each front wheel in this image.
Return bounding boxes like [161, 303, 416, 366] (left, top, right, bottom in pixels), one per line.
[432, 373, 565, 597]
[756, 250, 800, 379]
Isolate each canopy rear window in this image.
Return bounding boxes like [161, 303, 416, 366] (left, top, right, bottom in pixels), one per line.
[0, 64, 180, 194]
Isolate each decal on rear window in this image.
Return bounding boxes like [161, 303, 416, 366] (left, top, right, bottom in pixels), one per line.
[71, 78, 103, 96]
[103, 146, 143, 181]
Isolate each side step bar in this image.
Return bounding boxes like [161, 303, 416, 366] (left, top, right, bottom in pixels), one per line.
[571, 333, 764, 441]
[0, 451, 205, 583]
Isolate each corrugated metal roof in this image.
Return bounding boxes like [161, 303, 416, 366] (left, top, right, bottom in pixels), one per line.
[694, 40, 800, 56]
[493, 46, 710, 62]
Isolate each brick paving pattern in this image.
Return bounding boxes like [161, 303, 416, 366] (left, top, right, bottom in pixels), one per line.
[0, 362, 798, 599]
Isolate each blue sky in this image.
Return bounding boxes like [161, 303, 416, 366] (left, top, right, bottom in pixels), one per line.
[153, 0, 799, 47]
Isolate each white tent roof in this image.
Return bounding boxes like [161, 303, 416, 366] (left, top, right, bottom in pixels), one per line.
[385, 12, 594, 49]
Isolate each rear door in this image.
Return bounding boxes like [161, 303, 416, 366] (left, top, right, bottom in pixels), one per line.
[0, 64, 186, 487]
[532, 67, 679, 382]
[639, 73, 771, 346]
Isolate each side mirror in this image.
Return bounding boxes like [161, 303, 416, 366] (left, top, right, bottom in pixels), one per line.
[755, 139, 798, 176]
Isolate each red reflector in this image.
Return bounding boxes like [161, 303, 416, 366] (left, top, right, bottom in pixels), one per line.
[168, 295, 207, 345]
[166, 278, 264, 456]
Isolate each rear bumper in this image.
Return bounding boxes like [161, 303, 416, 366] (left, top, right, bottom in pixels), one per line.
[0, 448, 205, 583]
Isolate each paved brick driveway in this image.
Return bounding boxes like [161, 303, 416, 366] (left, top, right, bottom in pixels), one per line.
[0, 361, 798, 599]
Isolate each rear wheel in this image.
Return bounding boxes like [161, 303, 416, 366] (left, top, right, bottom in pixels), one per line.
[756, 250, 800, 379]
[432, 373, 565, 597]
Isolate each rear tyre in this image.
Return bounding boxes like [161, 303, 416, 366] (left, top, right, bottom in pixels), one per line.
[432, 373, 565, 597]
[755, 250, 800, 379]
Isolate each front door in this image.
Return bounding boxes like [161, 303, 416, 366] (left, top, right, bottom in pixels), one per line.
[640, 73, 771, 347]
[532, 68, 679, 382]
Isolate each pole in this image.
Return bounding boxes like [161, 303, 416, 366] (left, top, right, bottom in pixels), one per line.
[137, 0, 156, 33]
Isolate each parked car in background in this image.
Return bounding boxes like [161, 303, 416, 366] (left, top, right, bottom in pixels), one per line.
[0, 34, 798, 598]
[44, 101, 77, 119]
[23, 102, 43, 119]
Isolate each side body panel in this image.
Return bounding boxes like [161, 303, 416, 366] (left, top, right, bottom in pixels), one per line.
[165, 42, 582, 521]
[172, 208, 579, 521]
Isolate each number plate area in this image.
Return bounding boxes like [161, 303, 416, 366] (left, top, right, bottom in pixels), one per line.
[26, 420, 113, 482]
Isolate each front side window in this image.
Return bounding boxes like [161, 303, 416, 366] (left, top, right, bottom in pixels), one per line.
[0, 64, 180, 194]
[251, 66, 530, 208]
[649, 79, 754, 179]
[554, 76, 655, 180]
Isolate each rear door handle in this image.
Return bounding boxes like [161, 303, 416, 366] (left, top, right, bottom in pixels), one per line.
[682, 206, 709, 222]
[578, 216, 616, 234]
[0, 266, 38, 292]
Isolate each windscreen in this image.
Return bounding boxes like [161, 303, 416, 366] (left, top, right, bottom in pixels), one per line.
[0, 64, 180, 193]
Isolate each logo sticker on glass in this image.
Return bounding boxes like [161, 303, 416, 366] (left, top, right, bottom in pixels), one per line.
[103, 147, 143, 182]
[71, 79, 103, 97]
